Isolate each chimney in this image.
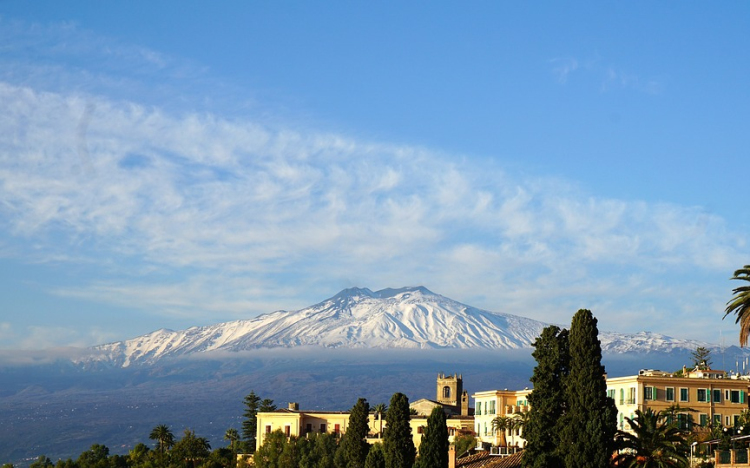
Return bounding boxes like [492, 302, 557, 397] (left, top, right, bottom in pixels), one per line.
[288, 402, 299, 411]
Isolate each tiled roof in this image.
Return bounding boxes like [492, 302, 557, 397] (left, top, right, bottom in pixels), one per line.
[456, 451, 523, 468]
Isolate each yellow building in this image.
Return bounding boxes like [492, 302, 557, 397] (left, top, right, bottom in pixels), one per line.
[255, 402, 473, 453]
[471, 388, 531, 449]
[606, 367, 750, 432]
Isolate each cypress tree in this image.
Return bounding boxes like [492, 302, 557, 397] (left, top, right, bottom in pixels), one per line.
[523, 325, 568, 468]
[338, 398, 371, 468]
[559, 309, 617, 468]
[415, 406, 448, 468]
[383, 393, 416, 468]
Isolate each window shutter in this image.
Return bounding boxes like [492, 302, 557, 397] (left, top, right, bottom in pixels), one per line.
[742, 391, 746, 404]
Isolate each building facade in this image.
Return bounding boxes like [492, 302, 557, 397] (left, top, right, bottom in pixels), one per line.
[255, 401, 473, 452]
[607, 367, 750, 432]
[471, 388, 531, 449]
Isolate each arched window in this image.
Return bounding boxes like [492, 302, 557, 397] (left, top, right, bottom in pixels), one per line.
[443, 386, 451, 399]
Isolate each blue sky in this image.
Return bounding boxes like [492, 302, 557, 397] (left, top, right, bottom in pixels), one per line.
[0, 2, 748, 350]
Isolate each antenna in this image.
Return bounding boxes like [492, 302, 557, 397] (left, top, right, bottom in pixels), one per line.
[721, 331, 726, 372]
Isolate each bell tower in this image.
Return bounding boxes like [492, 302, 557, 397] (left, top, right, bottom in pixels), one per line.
[436, 373, 463, 410]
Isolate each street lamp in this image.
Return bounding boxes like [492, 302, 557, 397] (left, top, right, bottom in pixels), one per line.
[690, 441, 698, 467]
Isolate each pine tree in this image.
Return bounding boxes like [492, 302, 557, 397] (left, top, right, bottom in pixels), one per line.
[260, 398, 277, 412]
[691, 346, 712, 370]
[415, 406, 448, 468]
[383, 393, 416, 468]
[337, 398, 371, 468]
[523, 325, 568, 468]
[559, 309, 617, 468]
[242, 391, 261, 453]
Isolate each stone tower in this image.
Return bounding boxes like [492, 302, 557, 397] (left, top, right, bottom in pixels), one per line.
[436, 373, 463, 411]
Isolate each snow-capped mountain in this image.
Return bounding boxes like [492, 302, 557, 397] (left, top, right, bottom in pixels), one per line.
[88, 286, 712, 367]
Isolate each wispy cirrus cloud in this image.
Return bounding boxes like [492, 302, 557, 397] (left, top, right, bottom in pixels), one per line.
[0, 19, 743, 348]
[550, 55, 663, 94]
[0, 79, 743, 339]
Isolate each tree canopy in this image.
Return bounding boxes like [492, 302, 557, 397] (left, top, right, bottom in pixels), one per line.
[725, 265, 750, 347]
[383, 393, 415, 468]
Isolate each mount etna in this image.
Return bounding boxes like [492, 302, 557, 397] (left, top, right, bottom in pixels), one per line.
[0, 287, 742, 466]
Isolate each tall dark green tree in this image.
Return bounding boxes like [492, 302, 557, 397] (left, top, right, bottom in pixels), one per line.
[242, 392, 261, 453]
[337, 398, 371, 468]
[415, 406, 448, 468]
[559, 309, 617, 468]
[523, 325, 569, 468]
[725, 265, 750, 347]
[383, 393, 416, 468]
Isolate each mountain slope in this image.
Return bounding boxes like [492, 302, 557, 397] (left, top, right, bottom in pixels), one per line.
[88, 286, 712, 367]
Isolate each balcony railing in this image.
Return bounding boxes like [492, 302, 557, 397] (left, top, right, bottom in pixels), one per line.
[489, 446, 520, 457]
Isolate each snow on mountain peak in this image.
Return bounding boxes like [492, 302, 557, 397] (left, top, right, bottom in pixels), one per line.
[86, 287, 713, 367]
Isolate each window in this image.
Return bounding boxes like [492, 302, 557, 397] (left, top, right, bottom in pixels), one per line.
[305, 423, 312, 433]
[713, 389, 722, 403]
[476, 402, 482, 416]
[320, 424, 326, 433]
[284, 426, 291, 437]
[484, 422, 488, 436]
[713, 414, 721, 426]
[644, 386, 654, 400]
[677, 414, 692, 430]
[700, 414, 708, 427]
[697, 389, 708, 402]
[730, 390, 745, 404]
[443, 386, 451, 399]
[489, 400, 496, 414]
[628, 387, 636, 404]
[607, 389, 615, 399]
[335, 424, 340, 435]
[265, 425, 272, 434]
[680, 388, 689, 402]
[666, 387, 675, 402]
[620, 389, 625, 405]
[735, 415, 742, 427]
[417, 426, 424, 434]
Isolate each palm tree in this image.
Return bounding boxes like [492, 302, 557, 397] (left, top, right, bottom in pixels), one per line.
[491, 415, 510, 447]
[372, 403, 387, 438]
[225, 428, 240, 454]
[509, 412, 527, 449]
[660, 404, 697, 432]
[725, 265, 750, 347]
[149, 424, 175, 454]
[614, 409, 689, 468]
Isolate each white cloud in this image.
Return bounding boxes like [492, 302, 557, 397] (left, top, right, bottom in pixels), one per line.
[0, 20, 744, 347]
[0, 80, 744, 345]
[550, 57, 579, 83]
